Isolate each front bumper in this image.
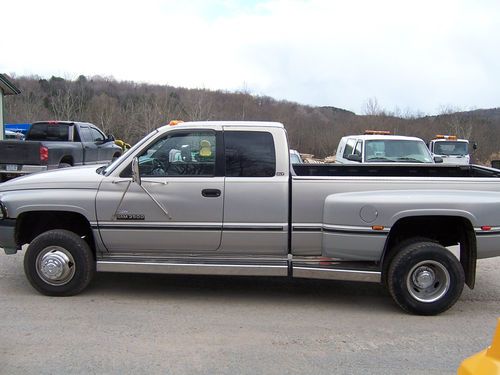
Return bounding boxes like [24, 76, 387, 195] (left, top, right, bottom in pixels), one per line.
[0, 219, 18, 254]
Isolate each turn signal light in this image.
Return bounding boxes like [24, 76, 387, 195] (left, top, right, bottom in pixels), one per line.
[372, 225, 385, 231]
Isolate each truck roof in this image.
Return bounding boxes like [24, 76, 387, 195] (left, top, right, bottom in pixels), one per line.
[341, 134, 425, 142]
[432, 138, 469, 143]
[158, 121, 284, 131]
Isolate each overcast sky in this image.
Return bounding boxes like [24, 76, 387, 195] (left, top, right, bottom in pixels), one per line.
[2, 0, 500, 114]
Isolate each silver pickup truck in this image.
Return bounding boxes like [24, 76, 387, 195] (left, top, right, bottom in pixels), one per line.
[1, 121, 500, 315]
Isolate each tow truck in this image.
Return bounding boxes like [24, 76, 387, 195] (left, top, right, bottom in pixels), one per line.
[335, 130, 438, 164]
[428, 135, 475, 165]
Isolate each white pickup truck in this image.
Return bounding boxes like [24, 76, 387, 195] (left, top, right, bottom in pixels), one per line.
[1, 121, 500, 315]
[336, 132, 438, 164]
[428, 135, 474, 165]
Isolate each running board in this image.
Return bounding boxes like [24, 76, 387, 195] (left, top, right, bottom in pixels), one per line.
[292, 266, 381, 283]
[97, 261, 380, 282]
[97, 261, 288, 277]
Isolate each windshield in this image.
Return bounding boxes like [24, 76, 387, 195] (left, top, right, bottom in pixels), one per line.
[103, 129, 159, 175]
[434, 141, 468, 156]
[365, 139, 433, 163]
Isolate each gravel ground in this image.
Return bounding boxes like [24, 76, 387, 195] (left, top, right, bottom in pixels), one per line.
[1, 250, 499, 375]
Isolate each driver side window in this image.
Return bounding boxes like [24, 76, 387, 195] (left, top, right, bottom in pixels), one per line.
[137, 132, 216, 177]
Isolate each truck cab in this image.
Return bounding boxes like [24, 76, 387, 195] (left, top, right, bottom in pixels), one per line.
[336, 131, 435, 164]
[428, 135, 472, 165]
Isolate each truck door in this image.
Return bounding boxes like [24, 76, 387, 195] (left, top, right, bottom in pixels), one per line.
[89, 126, 113, 163]
[79, 125, 99, 163]
[96, 130, 224, 253]
[219, 128, 289, 255]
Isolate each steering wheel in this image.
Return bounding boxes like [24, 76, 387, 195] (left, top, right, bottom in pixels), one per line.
[150, 158, 167, 176]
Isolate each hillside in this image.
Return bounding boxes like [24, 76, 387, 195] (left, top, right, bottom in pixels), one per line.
[4, 75, 500, 163]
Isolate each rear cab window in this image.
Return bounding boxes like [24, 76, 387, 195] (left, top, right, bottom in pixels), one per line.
[27, 123, 71, 141]
[224, 131, 276, 177]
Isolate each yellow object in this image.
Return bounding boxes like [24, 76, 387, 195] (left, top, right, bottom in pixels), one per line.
[458, 318, 500, 374]
[199, 140, 212, 157]
[114, 140, 131, 152]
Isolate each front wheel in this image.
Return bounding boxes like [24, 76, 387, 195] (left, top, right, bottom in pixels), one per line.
[24, 229, 95, 296]
[387, 241, 465, 315]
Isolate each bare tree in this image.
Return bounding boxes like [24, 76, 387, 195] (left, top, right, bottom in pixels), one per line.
[4, 76, 50, 122]
[363, 97, 385, 116]
[87, 93, 119, 135]
[49, 80, 87, 120]
[439, 105, 474, 139]
[181, 89, 214, 121]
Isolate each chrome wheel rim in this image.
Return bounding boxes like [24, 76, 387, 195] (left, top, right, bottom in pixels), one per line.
[35, 246, 76, 286]
[406, 260, 450, 303]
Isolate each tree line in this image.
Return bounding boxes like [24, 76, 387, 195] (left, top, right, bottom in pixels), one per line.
[4, 75, 500, 164]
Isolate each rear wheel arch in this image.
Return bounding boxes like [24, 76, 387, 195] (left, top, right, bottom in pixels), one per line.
[381, 215, 476, 288]
[59, 155, 74, 166]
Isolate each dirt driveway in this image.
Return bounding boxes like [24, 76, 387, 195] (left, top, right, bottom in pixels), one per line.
[1, 251, 499, 374]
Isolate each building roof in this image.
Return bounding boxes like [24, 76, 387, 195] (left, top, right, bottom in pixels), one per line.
[0, 74, 21, 95]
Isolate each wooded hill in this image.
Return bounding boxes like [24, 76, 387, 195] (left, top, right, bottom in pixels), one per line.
[4, 75, 500, 164]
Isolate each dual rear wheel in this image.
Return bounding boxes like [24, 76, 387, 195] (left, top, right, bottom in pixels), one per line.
[387, 240, 465, 315]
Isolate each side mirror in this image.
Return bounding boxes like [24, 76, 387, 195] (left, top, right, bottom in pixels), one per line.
[473, 142, 478, 151]
[132, 157, 141, 185]
[106, 134, 115, 143]
[347, 154, 362, 162]
[434, 156, 444, 163]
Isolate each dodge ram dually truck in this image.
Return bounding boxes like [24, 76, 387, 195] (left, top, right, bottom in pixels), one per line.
[1, 121, 500, 315]
[0, 121, 122, 181]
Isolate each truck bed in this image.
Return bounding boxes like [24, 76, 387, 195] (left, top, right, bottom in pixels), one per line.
[292, 163, 500, 178]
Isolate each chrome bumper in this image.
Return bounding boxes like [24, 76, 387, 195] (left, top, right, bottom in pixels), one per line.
[0, 165, 48, 175]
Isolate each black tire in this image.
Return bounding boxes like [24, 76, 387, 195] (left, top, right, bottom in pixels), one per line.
[382, 237, 437, 287]
[24, 229, 95, 296]
[387, 241, 464, 315]
[58, 162, 72, 168]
